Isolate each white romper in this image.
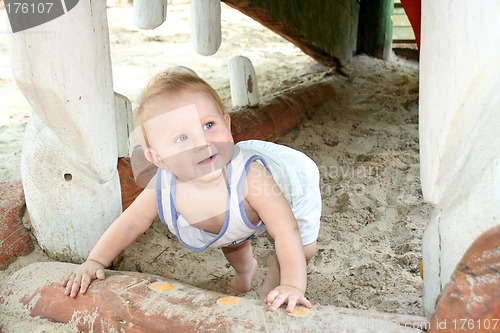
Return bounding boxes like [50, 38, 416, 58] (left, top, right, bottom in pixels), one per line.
[156, 140, 321, 251]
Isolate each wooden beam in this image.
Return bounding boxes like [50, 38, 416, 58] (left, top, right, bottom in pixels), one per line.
[9, 1, 121, 262]
[357, 0, 393, 59]
[0, 262, 428, 332]
[230, 80, 335, 142]
[429, 225, 500, 332]
[221, 0, 359, 67]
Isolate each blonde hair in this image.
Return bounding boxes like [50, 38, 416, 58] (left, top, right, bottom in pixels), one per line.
[134, 66, 226, 129]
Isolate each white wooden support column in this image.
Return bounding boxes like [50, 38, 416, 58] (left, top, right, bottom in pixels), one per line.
[228, 56, 260, 107]
[8, 2, 122, 262]
[114, 93, 133, 158]
[191, 0, 221, 56]
[419, 0, 500, 317]
[134, 0, 167, 30]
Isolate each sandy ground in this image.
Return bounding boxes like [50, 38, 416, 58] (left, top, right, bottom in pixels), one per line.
[0, 2, 430, 330]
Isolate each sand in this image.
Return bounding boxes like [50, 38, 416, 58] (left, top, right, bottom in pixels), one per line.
[0, 2, 429, 330]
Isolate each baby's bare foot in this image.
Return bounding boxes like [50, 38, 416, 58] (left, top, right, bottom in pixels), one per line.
[226, 258, 258, 295]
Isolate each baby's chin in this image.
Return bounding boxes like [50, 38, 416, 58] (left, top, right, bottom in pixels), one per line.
[200, 166, 226, 180]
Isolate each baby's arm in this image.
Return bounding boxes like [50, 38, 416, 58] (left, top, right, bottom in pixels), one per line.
[245, 162, 311, 312]
[63, 188, 158, 297]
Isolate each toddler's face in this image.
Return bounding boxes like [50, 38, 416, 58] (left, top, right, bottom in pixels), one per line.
[142, 91, 234, 182]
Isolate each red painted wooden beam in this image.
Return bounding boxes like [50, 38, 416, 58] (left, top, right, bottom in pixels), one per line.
[0, 262, 428, 332]
[230, 80, 335, 143]
[0, 180, 33, 268]
[430, 224, 500, 333]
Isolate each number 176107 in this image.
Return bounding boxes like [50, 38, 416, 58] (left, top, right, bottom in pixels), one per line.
[452, 319, 499, 330]
[6, 2, 54, 14]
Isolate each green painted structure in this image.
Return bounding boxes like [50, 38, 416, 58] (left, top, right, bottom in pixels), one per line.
[222, 0, 393, 67]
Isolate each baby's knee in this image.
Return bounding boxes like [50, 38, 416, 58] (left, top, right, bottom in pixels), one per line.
[303, 241, 317, 263]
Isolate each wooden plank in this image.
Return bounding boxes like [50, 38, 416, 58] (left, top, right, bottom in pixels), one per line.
[393, 7, 407, 15]
[0, 262, 428, 332]
[393, 27, 416, 41]
[393, 13, 412, 27]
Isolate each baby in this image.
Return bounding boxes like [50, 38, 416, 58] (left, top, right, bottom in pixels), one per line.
[63, 67, 322, 312]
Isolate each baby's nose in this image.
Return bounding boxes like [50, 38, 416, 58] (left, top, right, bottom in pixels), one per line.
[193, 132, 209, 150]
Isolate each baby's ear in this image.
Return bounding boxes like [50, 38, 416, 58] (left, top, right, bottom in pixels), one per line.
[143, 148, 167, 169]
[224, 113, 231, 128]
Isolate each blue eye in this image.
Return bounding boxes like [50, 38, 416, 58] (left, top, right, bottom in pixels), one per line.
[203, 122, 214, 130]
[175, 134, 188, 143]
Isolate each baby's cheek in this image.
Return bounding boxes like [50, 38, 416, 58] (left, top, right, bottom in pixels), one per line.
[219, 144, 235, 164]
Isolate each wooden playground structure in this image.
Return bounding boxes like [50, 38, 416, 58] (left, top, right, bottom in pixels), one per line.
[0, 0, 499, 331]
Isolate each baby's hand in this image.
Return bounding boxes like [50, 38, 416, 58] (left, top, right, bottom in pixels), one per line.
[62, 259, 106, 297]
[265, 285, 312, 312]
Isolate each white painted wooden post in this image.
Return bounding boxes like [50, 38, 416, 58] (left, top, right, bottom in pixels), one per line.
[134, 0, 167, 30]
[419, 0, 500, 317]
[8, 2, 122, 262]
[115, 93, 133, 158]
[191, 0, 222, 56]
[228, 56, 260, 107]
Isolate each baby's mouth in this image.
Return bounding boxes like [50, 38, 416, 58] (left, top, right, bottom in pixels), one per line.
[197, 154, 217, 166]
